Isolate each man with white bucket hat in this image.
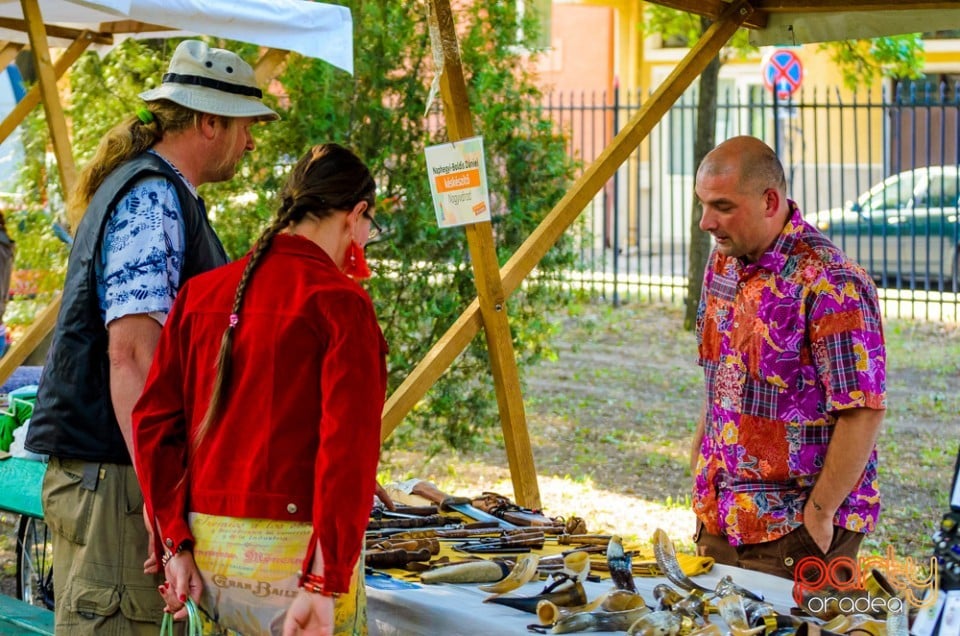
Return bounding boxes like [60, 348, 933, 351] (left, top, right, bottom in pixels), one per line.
[26, 40, 278, 635]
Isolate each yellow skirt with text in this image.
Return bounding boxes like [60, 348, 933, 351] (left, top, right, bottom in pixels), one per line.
[188, 513, 366, 636]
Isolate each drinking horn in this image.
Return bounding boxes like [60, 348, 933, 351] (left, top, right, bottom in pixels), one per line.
[652, 583, 684, 611]
[715, 594, 772, 636]
[549, 606, 652, 634]
[535, 589, 646, 626]
[652, 528, 712, 594]
[479, 553, 540, 596]
[561, 550, 591, 583]
[485, 580, 587, 614]
[626, 609, 685, 636]
[714, 574, 764, 603]
[536, 594, 606, 626]
[601, 589, 647, 612]
[420, 559, 511, 584]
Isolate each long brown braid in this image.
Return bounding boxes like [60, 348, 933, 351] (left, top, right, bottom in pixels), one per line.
[194, 143, 376, 448]
[69, 100, 201, 221]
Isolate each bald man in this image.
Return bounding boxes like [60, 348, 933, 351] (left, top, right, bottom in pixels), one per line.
[690, 136, 886, 581]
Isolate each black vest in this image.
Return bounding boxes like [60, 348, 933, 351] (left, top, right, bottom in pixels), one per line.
[26, 153, 229, 464]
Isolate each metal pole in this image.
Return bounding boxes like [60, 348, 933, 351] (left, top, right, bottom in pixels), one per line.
[612, 79, 621, 307]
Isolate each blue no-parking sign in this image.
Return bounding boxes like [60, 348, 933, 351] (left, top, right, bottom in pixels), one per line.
[762, 49, 803, 100]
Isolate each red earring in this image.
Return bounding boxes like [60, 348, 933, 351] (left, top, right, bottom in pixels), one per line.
[343, 240, 371, 280]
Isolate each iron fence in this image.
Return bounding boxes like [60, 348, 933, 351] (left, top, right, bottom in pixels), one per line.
[536, 83, 960, 321]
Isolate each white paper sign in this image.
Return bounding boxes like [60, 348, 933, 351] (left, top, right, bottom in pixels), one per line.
[424, 136, 491, 228]
[951, 455, 960, 509]
[911, 587, 946, 636]
[941, 590, 960, 636]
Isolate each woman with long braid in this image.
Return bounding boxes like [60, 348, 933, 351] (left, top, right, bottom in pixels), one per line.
[132, 143, 386, 635]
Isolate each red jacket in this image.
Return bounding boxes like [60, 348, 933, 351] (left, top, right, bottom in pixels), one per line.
[133, 233, 387, 592]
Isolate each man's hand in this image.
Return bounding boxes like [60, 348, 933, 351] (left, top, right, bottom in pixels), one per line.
[802, 498, 834, 554]
[803, 407, 883, 555]
[374, 481, 395, 511]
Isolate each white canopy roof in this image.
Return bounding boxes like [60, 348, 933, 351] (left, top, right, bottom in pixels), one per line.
[750, 7, 960, 46]
[0, 0, 354, 73]
[646, 1, 960, 48]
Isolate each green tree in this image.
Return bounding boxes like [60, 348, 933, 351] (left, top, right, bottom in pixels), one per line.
[17, 2, 576, 455]
[643, 5, 924, 330]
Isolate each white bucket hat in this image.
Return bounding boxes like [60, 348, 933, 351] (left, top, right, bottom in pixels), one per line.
[139, 40, 279, 122]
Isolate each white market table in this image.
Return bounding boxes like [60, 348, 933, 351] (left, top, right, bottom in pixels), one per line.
[367, 563, 796, 636]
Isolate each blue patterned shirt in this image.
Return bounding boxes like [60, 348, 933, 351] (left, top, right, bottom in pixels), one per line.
[95, 158, 192, 325]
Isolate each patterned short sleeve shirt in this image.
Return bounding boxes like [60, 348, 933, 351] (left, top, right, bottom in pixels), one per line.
[95, 170, 189, 326]
[694, 201, 886, 546]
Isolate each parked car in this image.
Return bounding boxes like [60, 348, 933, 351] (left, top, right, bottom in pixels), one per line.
[814, 166, 960, 291]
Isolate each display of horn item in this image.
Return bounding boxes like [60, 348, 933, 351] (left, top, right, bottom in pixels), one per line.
[536, 589, 650, 634]
[477, 553, 540, 595]
[560, 550, 591, 583]
[606, 535, 638, 593]
[535, 594, 606, 626]
[652, 528, 712, 594]
[626, 609, 687, 636]
[600, 590, 647, 612]
[672, 590, 708, 619]
[550, 606, 650, 634]
[485, 579, 587, 614]
[652, 583, 684, 611]
[420, 559, 512, 584]
[821, 613, 891, 635]
[715, 593, 805, 635]
[549, 606, 652, 634]
[535, 588, 646, 626]
[714, 574, 764, 603]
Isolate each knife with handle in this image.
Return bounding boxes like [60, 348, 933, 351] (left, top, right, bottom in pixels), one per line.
[410, 480, 518, 529]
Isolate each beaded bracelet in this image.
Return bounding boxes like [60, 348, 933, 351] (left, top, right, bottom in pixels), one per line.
[161, 540, 193, 568]
[301, 573, 339, 598]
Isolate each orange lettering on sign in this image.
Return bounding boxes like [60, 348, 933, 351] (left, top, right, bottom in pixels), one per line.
[435, 169, 481, 193]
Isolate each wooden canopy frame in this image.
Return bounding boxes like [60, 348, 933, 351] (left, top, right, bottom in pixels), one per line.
[3, 0, 958, 509]
[0, 0, 311, 383]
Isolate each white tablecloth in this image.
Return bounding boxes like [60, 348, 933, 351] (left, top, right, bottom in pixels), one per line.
[367, 563, 796, 636]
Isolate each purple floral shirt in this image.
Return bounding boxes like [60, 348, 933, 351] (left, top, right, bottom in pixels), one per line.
[694, 202, 886, 545]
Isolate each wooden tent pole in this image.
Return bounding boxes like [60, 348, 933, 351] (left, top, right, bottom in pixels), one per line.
[0, 34, 94, 147]
[0, 43, 23, 70]
[381, 1, 754, 440]
[0, 299, 58, 382]
[254, 48, 289, 86]
[422, 0, 541, 507]
[21, 0, 78, 227]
